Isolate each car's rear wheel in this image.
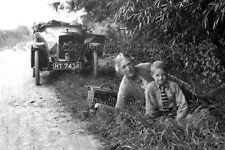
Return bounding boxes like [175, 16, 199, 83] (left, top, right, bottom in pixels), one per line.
[35, 50, 40, 85]
[93, 50, 98, 78]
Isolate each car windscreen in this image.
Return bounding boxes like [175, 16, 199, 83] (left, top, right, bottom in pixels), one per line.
[45, 26, 82, 34]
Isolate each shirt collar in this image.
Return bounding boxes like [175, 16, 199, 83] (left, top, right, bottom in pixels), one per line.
[155, 81, 170, 90]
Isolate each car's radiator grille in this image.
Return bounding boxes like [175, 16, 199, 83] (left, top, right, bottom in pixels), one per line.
[58, 34, 84, 61]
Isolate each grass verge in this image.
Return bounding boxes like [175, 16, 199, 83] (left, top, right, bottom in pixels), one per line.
[45, 57, 225, 150]
[85, 106, 225, 150]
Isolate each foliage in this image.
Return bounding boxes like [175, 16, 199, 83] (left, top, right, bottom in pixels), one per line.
[109, 0, 225, 78]
[0, 25, 32, 51]
[85, 105, 225, 150]
[84, 22, 225, 90]
[53, 0, 225, 86]
[111, 0, 225, 42]
[56, 0, 121, 22]
[53, 0, 225, 45]
[103, 38, 224, 89]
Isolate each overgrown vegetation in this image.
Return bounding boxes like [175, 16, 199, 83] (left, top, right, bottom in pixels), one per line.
[51, 0, 225, 149]
[54, 0, 225, 87]
[46, 69, 225, 150]
[47, 68, 225, 150]
[0, 25, 32, 51]
[85, 106, 225, 150]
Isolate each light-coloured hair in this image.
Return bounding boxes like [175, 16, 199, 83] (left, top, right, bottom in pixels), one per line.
[114, 53, 134, 74]
[150, 61, 168, 74]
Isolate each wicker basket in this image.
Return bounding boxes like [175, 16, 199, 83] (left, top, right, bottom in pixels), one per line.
[87, 84, 118, 108]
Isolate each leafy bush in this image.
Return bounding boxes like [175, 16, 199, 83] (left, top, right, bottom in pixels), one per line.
[56, 0, 225, 85]
[84, 12, 225, 90]
[87, 21, 224, 97]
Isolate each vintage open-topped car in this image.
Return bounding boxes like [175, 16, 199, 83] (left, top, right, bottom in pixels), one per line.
[31, 20, 105, 85]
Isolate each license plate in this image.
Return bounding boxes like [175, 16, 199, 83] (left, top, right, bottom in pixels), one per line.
[53, 62, 81, 70]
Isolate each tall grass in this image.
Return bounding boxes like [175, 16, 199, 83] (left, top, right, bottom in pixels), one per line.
[85, 105, 225, 150]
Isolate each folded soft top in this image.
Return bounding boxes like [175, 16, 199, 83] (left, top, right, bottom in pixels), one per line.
[33, 20, 83, 32]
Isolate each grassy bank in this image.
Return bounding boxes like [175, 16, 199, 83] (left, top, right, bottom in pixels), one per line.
[86, 107, 225, 150]
[0, 25, 32, 51]
[43, 56, 225, 150]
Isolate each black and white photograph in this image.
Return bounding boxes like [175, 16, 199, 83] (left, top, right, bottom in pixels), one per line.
[0, 0, 225, 149]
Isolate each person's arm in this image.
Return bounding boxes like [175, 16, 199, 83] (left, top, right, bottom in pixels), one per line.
[115, 86, 133, 117]
[168, 74, 192, 91]
[144, 83, 158, 117]
[115, 78, 130, 110]
[115, 92, 127, 109]
[135, 63, 153, 83]
[174, 83, 188, 120]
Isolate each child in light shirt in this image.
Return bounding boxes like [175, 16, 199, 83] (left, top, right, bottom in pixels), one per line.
[145, 61, 188, 121]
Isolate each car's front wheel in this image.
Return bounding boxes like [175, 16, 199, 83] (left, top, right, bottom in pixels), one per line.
[35, 50, 40, 85]
[32, 68, 35, 77]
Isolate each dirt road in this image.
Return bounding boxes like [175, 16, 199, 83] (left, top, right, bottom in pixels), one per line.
[0, 44, 102, 150]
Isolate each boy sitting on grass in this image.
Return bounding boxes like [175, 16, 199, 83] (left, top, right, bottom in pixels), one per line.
[145, 61, 188, 121]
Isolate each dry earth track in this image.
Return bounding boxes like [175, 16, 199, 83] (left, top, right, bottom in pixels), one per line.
[0, 43, 102, 150]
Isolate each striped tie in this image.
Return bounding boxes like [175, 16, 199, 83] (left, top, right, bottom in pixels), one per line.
[160, 86, 170, 110]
